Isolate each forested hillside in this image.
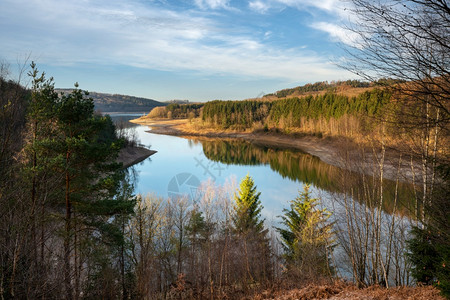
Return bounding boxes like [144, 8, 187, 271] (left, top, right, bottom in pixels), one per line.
[57, 89, 166, 112]
[147, 102, 204, 119]
[200, 89, 392, 141]
[265, 79, 403, 98]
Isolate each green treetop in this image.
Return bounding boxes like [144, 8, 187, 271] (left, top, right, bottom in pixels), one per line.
[232, 174, 264, 235]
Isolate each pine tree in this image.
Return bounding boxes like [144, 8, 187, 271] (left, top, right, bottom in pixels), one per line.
[1, 64, 136, 298]
[53, 84, 136, 298]
[22, 81, 136, 298]
[24, 63, 59, 292]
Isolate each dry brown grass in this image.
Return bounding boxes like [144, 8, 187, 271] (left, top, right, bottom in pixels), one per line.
[249, 281, 445, 300]
[129, 117, 187, 126]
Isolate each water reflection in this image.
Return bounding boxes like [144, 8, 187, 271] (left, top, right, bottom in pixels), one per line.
[194, 138, 415, 215]
[108, 113, 142, 128]
[107, 112, 416, 218]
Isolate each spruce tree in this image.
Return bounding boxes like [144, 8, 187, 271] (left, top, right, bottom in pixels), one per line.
[232, 175, 271, 284]
[277, 184, 334, 279]
[232, 174, 264, 235]
[407, 169, 450, 297]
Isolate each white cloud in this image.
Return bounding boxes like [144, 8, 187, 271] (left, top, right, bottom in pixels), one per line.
[311, 22, 362, 48]
[261, 0, 359, 48]
[273, 0, 352, 18]
[194, 0, 229, 9]
[276, 0, 338, 11]
[0, 0, 350, 83]
[249, 1, 270, 13]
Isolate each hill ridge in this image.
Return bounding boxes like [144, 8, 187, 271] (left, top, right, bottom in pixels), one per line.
[56, 89, 166, 113]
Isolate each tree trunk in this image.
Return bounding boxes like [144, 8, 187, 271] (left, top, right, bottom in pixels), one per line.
[64, 151, 72, 300]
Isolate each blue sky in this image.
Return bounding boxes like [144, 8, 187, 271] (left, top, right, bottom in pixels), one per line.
[0, 0, 358, 101]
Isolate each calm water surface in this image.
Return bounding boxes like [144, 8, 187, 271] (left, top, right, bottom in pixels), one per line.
[131, 124, 321, 220]
[110, 114, 413, 222]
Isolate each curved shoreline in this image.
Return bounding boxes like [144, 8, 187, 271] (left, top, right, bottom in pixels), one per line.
[131, 118, 417, 183]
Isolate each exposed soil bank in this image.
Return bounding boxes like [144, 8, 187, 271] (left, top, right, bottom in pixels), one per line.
[130, 118, 417, 182]
[117, 145, 157, 168]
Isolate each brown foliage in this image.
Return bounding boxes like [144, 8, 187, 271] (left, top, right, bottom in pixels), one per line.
[249, 281, 445, 300]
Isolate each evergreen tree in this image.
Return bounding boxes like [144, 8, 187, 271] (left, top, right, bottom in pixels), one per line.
[53, 84, 136, 298]
[187, 208, 211, 244]
[23, 63, 60, 294]
[24, 75, 135, 297]
[277, 184, 334, 279]
[232, 174, 264, 235]
[407, 167, 450, 297]
[232, 175, 271, 284]
[407, 227, 439, 285]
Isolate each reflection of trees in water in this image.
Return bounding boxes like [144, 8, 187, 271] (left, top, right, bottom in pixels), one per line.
[125, 165, 139, 189]
[108, 114, 142, 147]
[201, 139, 340, 191]
[108, 114, 141, 128]
[199, 138, 415, 215]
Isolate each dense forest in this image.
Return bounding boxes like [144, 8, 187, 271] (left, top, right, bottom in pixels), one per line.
[146, 85, 393, 141]
[148, 102, 204, 119]
[200, 89, 392, 141]
[144, 83, 394, 142]
[0, 64, 140, 298]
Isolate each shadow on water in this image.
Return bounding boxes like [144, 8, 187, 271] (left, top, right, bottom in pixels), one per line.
[194, 138, 416, 216]
[107, 113, 142, 128]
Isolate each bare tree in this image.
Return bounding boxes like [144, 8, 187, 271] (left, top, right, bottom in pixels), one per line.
[345, 0, 449, 117]
[343, 0, 449, 230]
[334, 142, 411, 288]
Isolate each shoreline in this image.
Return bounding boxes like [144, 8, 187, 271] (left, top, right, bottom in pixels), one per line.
[117, 145, 157, 168]
[130, 118, 417, 182]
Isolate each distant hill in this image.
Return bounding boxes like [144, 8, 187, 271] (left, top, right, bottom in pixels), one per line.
[56, 89, 166, 113]
[264, 79, 404, 99]
[164, 99, 190, 104]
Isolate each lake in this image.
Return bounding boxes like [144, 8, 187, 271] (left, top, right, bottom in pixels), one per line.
[110, 114, 414, 223]
[130, 125, 325, 222]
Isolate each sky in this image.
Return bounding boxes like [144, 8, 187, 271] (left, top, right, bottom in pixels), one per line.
[0, 0, 358, 102]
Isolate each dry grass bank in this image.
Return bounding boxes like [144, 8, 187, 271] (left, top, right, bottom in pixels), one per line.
[249, 281, 444, 300]
[164, 279, 444, 300]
